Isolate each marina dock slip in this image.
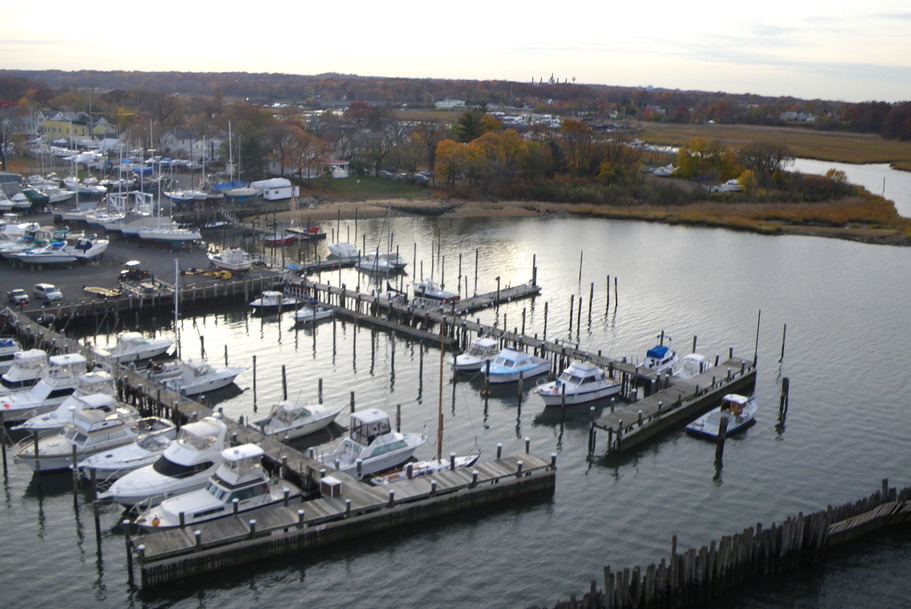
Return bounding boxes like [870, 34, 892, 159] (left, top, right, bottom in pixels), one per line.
[132, 453, 556, 587]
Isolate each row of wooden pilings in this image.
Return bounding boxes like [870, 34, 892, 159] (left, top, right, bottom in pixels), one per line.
[530, 479, 911, 609]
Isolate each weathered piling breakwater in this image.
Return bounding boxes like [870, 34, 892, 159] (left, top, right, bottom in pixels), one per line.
[529, 479, 911, 609]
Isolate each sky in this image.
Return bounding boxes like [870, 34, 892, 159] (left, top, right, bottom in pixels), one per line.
[2, 0, 910, 103]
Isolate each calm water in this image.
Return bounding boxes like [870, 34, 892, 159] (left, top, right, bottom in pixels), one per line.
[3, 213, 911, 609]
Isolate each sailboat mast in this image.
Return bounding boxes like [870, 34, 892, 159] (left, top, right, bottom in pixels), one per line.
[174, 258, 180, 359]
[437, 319, 445, 461]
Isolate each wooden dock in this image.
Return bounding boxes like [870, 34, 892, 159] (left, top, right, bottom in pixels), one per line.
[132, 453, 556, 587]
[589, 357, 757, 455]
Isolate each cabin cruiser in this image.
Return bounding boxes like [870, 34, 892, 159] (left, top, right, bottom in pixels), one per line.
[413, 278, 459, 302]
[93, 331, 173, 363]
[0, 349, 49, 392]
[146, 358, 244, 396]
[320, 408, 426, 478]
[249, 290, 303, 311]
[252, 400, 345, 440]
[76, 419, 178, 481]
[15, 408, 166, 473]
[675, 353, 712, 379]
[327, 242, 359, 258]
[357, 253, 407, 274]
[99, 416, 227, 507]
[485, 348, 550, 384]
[134, 443, 302, 529]
[0, 353, 88, 422]
[11, 377, 124, 434]
[534, 361, 621, 406]
[208, 246, 253, 272]
[0, 338, 22, 375]
[291, 303, 334, 324]
[642, 343, 678, 374]
[450, 337, 499, 372]
[686, 394, 758, 439]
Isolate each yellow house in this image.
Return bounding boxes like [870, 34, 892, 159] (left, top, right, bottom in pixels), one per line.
[40, 111, 91, 143]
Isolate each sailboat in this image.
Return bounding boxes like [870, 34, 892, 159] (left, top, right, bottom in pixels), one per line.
[145, 261, 244, 395]
[215, 124, 258, 202]
[137, 182, 202, 244]
[371, 320, 480, 485]
[357, 204, 408, 274]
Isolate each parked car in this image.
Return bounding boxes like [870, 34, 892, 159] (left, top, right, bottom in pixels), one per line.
[33, 283, 63, 302]
[7, 288, 28, 306]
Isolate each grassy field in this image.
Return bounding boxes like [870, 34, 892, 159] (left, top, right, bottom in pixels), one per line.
[631, 121, 911, 170]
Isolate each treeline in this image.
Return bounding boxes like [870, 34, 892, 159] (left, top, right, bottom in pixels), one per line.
[1, 70, 910, 139]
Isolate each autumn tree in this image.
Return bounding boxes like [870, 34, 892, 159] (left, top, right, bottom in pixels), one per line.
[737, 143, 793, 185]
[675, 138, 740, 182]
[559, 119, 594, 175]
[434, 139, 470, 187]
[288, 128, 330, 180]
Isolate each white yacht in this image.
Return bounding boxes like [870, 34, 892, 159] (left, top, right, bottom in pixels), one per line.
[291, 303, 334, 324]
[0, 353, 88, 422]
[686, 394, 758, 439]
[0, 338, 22, 375]
[0, 349, 48, 392]
[450, 337, 499, 372]
[413, 278, 459, 302]
[357, 253, 407, 274]
[249, 290, 303, 311]
[11, 386, 125, 434]
[94, 331, 174, 363]
[252, 400, 345, 440]
[134, 444, 302, 530]
[534, 361, 621, 406]
[76, 419, 178, 482]
[320, 408, 426, 478]
[485, 348, 550, 384]
[146, 358, 244, 396]
[15, 408, 165, 473]
[99, 416, 227, 507]
[642, 343, 678, 374]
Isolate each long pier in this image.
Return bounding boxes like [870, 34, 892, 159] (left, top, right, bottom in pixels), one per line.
[132, 452, 556, 587]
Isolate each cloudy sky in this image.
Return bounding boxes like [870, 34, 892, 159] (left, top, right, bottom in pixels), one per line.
[3, 0, 909, 103]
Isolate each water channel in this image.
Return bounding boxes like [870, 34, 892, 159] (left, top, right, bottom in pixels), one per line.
[3, 182, 911, 608]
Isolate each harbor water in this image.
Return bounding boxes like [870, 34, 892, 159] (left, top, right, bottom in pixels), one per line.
[2, 213, 911, 609]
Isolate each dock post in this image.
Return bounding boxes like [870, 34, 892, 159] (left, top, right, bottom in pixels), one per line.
[356, 459, 362, 479]
[1, 411, 7, 476]
[252, 354, 257, 403]
[715, 414, 729, 460]
[388, 489, 395, 507]
[471, 470, 478, 487]
[318, 378, 323, 404]
[179, 512, 186, 528]
[194, 530, 202, 551]
[406, 462, 413, 479]
[543, 301, 548, 341]
[297, 509, 305, 528]
[396, 404, 401, 432]
[345, 499, 352, 516]
[430, 480, 437, 496]
[124, 520, 133, 583]
[497, 442, 502, 459]
[525, 437, 530, 454]
[248, 519, 256, 538]
[779, 377, 790, 415]
[780, 323, 787, 362]
[516, 460, 524, 478]
[693, 335, 698, 354]
[350, 391, 355, 413]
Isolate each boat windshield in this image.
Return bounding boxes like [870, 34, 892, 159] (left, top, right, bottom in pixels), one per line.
[466, 344, 489, 357]
[349, 418, 391, 445]
[153, 457, 215, 478]
[178, 430, 218, 451]
[63, 426, 88, 446]
[275, 406, 310, 424]
[137, 433, 173, 451]
[369, 439, 407, 457]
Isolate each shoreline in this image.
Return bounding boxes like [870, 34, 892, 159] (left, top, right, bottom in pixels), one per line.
[272, 197, 911, 247]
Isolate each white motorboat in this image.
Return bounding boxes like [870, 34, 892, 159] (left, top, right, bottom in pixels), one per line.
[0, 338, 22, 375]
[534, 361, 621, 406]
[450, 337, 499, 372]
[146, 358, 244, 396]
[11, 375, 122, 433]
[10, 241, 78, 265]
[485, 348, 550, 384]
[686, 394, 758, 439]
[357, 252, 407, 274]
[642, 342, 678, 374]
[134, 444, 302, 530]
[413, 278, 459, 302]
[249, 290, 303, 311]
[327, 242, 359, 258]
[291, 303, 334, 324]
[0, 353, 87, 422]
[320, 408, 426, 479]
[62, 234, 109, 261]
[675, 353, 712, 379]
[94, 331, 173, 363]
[0, 348, 48, 392]
[76, 419, 178, 482]
[99, 416, 227, 507]
[15, 408, 165, 473]
[252, 400, 345, 440]
[208, 246, 253, 272]
[370, 452, 482, 485]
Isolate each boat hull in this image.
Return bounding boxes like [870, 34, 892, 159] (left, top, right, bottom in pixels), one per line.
[535, 381, 622, 406]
